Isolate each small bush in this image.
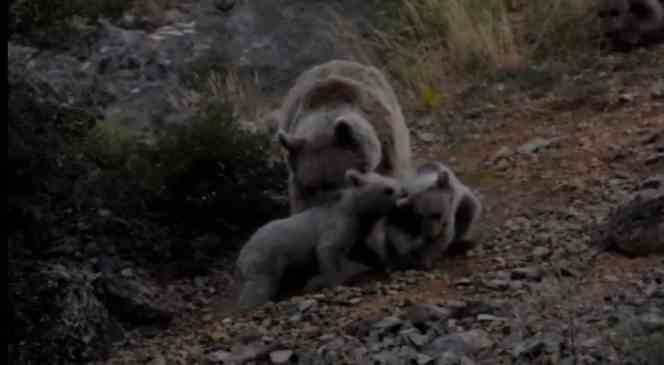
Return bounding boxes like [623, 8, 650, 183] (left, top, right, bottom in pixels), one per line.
[523, 0, 601, 65]
[334, 0, 520, 109]
[334, 0, 603, 110]
[85, 101, 288, 242]
[84, 119, 141, 170]
[176, 56, 263, 121]
[630, 333, 664, 365]
[417, 0, 519, 74]
[609, 311, 664, 365]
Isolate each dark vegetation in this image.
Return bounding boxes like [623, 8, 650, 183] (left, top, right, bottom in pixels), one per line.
[9, 0, 132, 48]
[8, 3, 288, 362]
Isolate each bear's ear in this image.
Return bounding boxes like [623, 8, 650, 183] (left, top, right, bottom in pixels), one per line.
[434, 171, 450, 190]
[345, 169, 365, 187]
[334, 118, 355, 146]
[278, 130, 305, 153]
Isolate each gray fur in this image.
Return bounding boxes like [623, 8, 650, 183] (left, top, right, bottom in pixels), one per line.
[367, 162, 482, 270]
[599, 0, 664, 47]
[275, 60, 412, 215]
[236, 170, 402, 310]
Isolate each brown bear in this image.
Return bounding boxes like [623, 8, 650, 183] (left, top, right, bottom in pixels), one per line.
[274, 60, 412, 215]
[366, 161, 483, 271]
[235, 169, 404, 310]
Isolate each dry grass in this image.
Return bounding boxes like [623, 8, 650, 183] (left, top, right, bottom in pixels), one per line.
[206, 67, 273, 126]
[522, 0, 601, 64]
[169, 64, 268, 127]
[330, 0, 601, 112]
[332, 0, 521, 111]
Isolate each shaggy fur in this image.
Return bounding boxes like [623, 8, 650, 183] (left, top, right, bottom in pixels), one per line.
[367, 162, 483, 270]
[236, 170, 403, 310]
[275, 60, 412, 214]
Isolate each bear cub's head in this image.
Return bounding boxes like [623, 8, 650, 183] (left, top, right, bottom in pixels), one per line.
[395, 169, 456, 248]
[343, 169, 404, 217]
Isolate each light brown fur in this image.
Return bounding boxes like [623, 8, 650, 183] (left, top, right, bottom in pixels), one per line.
[275, 60, 412, 214]
[366, 162, 483, 270]
[235, 170, 403, 310]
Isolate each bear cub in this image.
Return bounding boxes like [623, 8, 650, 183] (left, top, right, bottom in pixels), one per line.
[236, 169, 403, 310]
[367, 161, 483, 271]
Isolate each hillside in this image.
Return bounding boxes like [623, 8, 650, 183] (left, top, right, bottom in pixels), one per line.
[8, 1, 663, 365]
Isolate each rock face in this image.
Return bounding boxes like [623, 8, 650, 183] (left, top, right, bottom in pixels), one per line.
[591, 175, 664, 256]
[8, 0, 379, 133]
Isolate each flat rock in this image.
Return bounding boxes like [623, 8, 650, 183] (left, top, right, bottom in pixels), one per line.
[532, 246, 552, 259]
[424, 330, 493, 356]
[434, 351, 478, 365]
[511, 334, 562, 360]
[517, 137, 558, 155]
[511, 267, 542, 281]
[403, 304, 455, 325]
[417, 131, 437, 143]
[270, 349, 294, 364]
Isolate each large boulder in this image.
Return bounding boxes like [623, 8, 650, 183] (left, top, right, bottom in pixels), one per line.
[591, 175, 664, 256]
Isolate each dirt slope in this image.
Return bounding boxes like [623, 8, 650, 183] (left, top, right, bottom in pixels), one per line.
[102, 46, 663, 365]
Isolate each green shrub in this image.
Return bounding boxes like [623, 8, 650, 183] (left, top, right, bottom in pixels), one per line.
[84, 120, 141, 170]
[609, 313, 664, 365]
[631, 333, 664, 365]
[85, 101, 288, 243]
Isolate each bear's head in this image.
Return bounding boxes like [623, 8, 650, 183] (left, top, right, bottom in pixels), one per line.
[395, 170, 456, 250]
[278, 111, 382, 209]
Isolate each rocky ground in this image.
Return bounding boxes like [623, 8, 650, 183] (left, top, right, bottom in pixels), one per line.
[97, 44, 664, 364]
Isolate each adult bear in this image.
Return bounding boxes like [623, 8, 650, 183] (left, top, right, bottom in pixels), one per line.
[274, 60, 412, 215]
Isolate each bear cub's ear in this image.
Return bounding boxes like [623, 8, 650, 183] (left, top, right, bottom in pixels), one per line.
[345, 169, 365, 187]
[278, 130, 305, 153]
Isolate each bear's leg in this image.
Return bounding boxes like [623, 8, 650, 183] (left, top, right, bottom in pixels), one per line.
[305, 257, 370, 291]
[408, 238, 447, 270]
[447, 194, 481, 255]
[308, 236, 347, 290]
